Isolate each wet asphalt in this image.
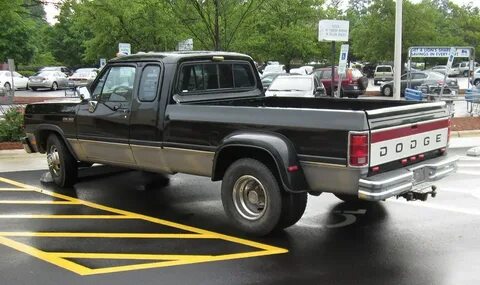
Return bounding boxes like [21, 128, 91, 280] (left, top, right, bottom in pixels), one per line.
[0, 148, 479, 285]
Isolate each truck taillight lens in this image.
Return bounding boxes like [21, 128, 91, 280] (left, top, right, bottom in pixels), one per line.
[349, 132, 369, 167]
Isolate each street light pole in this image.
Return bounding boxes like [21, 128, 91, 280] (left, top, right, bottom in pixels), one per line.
[393, 0, 403, 100]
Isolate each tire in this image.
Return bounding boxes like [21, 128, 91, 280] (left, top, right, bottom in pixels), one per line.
[4, 82, 11, 90]
[275, 191, 307, 230]
[382, 85, 392, 96]
[51, 82, 58, 91]
[46, 134, 78, 187]
[31, 87, 37, 91]
[474, 79, 480, 87]
[373, 80, 378, 86]
[463, 70, 469, 77]
[25, 84, 29, 90]
[221, 158, 283, 236]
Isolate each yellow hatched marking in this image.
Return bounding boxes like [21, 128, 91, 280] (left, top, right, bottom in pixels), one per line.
[0, 232, 215, 239]
[0, 176, 288, 275]
[0, 200, 79, 205]
[0, 215, 133, 219]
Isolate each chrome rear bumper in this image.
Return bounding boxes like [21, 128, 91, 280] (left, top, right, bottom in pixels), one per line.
[358, 155, 458, 201]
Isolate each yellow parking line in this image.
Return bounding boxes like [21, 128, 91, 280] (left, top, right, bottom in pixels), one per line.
[0, 188, 35, 191]
[50, 252, 211, 260]
[0, 232, 215, 239]
[0, 215, 134, 219]
[0, 200, 79, 204]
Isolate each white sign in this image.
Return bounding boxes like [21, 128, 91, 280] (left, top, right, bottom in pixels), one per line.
[318, 20, 349, 42]
[338, 44, 349, 75]
[99, 58, 106, 68]
[446, 47, 456, 70]
[409, 47, 470, 58]
[177, 39, 193, 51]
[118, 43, 131, 55]
[7, 59, 14, 72]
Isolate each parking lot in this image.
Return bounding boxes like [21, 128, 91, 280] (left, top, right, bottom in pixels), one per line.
[0, 144, 479, 285]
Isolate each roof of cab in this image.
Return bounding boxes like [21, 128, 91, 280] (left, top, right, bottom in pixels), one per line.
[109, 51, 252, 64]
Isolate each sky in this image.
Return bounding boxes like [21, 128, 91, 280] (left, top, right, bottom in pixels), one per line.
[44, 0, 480, 25]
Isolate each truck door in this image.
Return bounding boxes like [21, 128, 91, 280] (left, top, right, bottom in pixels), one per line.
[75, 64, 137, 165]
[128, 63, 171, 172]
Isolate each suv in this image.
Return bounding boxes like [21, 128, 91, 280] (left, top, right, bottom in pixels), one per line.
[471, 68, 480, 87]
[311, 67, 368, 98]
[374, 65, 393, 85]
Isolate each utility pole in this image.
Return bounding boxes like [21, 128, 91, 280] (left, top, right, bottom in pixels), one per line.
[393, 0, 403, 100]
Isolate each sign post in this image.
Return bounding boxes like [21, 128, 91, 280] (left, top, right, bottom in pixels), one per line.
[338, 44, 349, 97]
[118, 43, 131, 56]
[440, 47, 456, 98]
[318, 20, 349, 97]
[7, 59, 15, 96]
[99, 58, 106, 68]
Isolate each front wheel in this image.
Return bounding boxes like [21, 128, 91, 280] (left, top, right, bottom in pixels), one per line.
[221, 158, 283, 236]
[463, 70, 469, 77]
[51, 82, 58, 91]
[382, 85, 392, 96]
[4, 82, 11, 90]
[474, 79, 480, 87]
[46, 134, 78, 187]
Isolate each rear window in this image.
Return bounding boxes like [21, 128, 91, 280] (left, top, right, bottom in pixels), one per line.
[178, 62, 255, 94]
[376, 66, 392, 72]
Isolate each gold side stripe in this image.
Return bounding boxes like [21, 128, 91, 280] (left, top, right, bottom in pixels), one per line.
[0, 232, 216, 239]
[49, 252, 211, 260]
[0, 188, 35, 191]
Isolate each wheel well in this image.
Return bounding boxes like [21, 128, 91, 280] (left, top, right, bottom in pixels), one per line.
[213, 146, 280, 182]
[36, 130, 60, 153]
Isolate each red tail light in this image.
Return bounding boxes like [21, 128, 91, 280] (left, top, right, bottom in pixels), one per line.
[437, 80, 444, 85]
[349, 132, 369, 167]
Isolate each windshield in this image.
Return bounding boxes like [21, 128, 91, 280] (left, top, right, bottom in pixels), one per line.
[376, 66, 391, 72]
[427, 71, 444, 79]
[264, 65, 284, 73]
[268, 77, 312, 91]
[41, 67, 59, 71]
[35, 71, 56, 77]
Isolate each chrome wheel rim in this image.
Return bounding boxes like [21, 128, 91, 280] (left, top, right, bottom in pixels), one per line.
[232, 175, 267, 221]
[47, 145, 61, 176]
[384, 86, 391, 96]
[52, 83, 58, 90]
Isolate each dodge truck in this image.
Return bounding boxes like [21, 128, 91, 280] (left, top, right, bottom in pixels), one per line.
[22, 52, 458, 236]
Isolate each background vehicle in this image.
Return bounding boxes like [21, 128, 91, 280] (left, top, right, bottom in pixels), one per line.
[311, 67, 368, 98]
[265, 75, 324, 97]
[428, 65, 457, 77]
[262, 64, 285, 75]
[471, 68, 480, 87]
[40, 66, 73, 76]
[261, 72, 284, 89]
[23, 52, 456, 236]
[28, 71, 70, 91]
[373, 65, 393, 85]
[381, 70, 459, 96]
[456, 61, 479, 77]
[289, 66, 314, 75]
[0, 70, 29, 90]
[68, 68, 98, 87]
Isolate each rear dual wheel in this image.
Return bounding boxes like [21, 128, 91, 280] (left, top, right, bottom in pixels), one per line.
[221, 158, 307, 236]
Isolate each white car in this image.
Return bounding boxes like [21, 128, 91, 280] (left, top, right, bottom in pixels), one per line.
[262, 64, 286, 75]
[0, 70, 29, 90]
[265, 75, 324, 98]
[471, 68, 480, 87]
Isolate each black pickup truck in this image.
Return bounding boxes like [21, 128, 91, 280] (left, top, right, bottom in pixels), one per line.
[22, 51, 457, 236]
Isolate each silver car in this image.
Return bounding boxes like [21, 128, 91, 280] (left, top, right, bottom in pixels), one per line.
[68, 68, 98, 87]
[28, 71, 70, 91]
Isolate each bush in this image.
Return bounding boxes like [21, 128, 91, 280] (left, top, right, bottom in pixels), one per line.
[0, 107, 24, 142]
[20, 70, 37, 77]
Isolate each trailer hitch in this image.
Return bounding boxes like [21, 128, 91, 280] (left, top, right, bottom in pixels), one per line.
[397, 185, 437, 202]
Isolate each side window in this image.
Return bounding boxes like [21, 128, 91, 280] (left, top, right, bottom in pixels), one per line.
[138, 65, 161, 102]
[233, 64, 255, 88]
[95, 66, 136, 102]
[92, 70, 109, 99]
[321, 70, 331, 79]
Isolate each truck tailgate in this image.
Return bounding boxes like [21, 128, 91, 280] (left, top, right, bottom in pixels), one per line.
[365, 102, 450, 168]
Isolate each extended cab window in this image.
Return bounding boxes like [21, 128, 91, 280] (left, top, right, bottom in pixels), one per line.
[93, 66, 136, 102]
[139, 65, 161, 102]
[178, 62, 255, 95]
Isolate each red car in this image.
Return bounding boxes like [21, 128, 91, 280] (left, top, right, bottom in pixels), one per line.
[311, 67, 368, 98]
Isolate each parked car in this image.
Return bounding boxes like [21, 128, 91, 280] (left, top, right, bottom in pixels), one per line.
[68, 68, 98, 87]
[262, 64, 285, 75]
[0, 86, 5, 96]
[261, 72, 284, 89]
[289, 66, 314, 75]
[28, 71, 70, 91]
[22, 51, 457, 236]
[373, 65, 394, 85]
[428, 65, 457, 77]
[381, 70, 459, 96]
[455, 61, 479, 77]
[471, 68, 480, 87]
[265, 75, 324, 98]
[40, 66, 73, 76]
[311, 67, 368, 98]
[0, 70, 29, 90]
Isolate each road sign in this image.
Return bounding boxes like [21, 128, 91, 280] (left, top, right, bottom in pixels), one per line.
[118, 43, 131, 55]
[409, 47, 470, 58]
[446, 47, 456, 69]
[177, 39, 193, 51]
[99, 58, 106, 68]
[338, 44, 349, 75]
[318, 20, 349, 42]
